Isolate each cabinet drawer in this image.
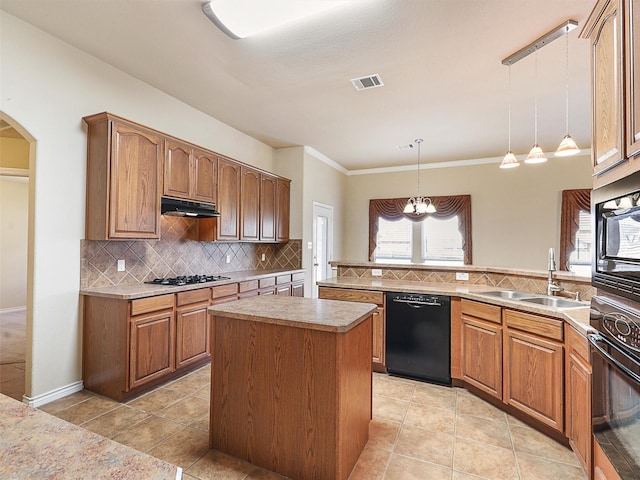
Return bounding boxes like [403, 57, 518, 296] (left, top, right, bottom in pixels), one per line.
[318, 287, 384, 306]
[259, 276, 275, 288]
[461, 299, 502, 324]
[566, 326, 590, 365]
[504, 309, 564, 341]
[292, 272, 305, 282]
[211, 283, 238, 299]
[131, 294, 174, 316]
[177, 288, 210, 307]
[238, 280, 259, 293]
[276, 274, 292, 285]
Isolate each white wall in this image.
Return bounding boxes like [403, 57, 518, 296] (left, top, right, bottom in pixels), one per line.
[0, 178, 29, 309]
[344, 154, 593, 269]
[0, 12, 275, 400]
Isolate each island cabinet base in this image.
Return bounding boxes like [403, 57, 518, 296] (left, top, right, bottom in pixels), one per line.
[209, 314, 373, 480]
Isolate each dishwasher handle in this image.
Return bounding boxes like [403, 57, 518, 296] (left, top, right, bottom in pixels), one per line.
[392, 298, 442, 307]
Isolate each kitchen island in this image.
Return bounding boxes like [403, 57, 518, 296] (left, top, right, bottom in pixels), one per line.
[207, 296, 376, 480]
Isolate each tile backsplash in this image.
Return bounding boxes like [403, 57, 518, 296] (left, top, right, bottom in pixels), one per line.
[81, 217, 302, 288]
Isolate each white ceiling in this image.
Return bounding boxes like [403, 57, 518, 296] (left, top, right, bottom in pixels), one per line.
[0, 0, 596, 171]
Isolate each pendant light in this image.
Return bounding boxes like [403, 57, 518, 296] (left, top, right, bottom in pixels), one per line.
[500, 65, 520, 168]
[525, 49, 547, 164]
[555, 26, 581, 156]
[404, 139, 436, 215]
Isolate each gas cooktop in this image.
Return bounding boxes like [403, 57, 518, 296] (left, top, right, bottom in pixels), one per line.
[145, 275, 230, 286]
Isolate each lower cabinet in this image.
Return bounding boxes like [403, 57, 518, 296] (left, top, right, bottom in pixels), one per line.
[129, 309, 175, 389]
[176, 289, 211, 369]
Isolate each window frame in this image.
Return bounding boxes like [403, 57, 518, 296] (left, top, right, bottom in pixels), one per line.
[369, 195, 472, 264]
[559, 188, 592, 272]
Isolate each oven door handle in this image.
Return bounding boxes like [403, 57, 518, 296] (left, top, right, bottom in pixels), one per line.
[588, 333, 640, 384]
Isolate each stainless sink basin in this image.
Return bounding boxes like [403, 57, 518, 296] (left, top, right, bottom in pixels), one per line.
[480, 290, 535, 300]
[518, 296, 587, 309]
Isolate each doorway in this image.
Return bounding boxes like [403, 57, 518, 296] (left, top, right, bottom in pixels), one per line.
[312, 202, 333, 298]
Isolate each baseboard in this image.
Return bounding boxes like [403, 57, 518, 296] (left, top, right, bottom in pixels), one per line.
[23, 380, 84, 408]
[0, 306, 26, 314]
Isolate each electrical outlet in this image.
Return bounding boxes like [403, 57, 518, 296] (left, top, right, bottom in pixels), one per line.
[456, 272, 469, 281]
[307, 242, 313, 250]
[372, 269, 382, 277]
[117, 259, 125, 272]
[261, 253, 266, 261]
[226, 255, 231, 264]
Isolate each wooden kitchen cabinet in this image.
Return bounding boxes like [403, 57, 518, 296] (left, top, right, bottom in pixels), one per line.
[260, 174, 277, 242]
[175, 289, 211, 369]
[460, 299, 502, 399]
[240, 167, 260, 241]
[276, 178, 291, 243]
[565, 326, 592, 475]
[504, 309, 564, 432]
[192, 150, 217, 204]
[215, 158, 241, 241]
[164, 142, 218, 205]
[129, 309, 175, 389]
[626, 0, 640, 158]
[291, 272, 305, 297]
[84, 113, 163, 240]
[318, 286, 386, 370]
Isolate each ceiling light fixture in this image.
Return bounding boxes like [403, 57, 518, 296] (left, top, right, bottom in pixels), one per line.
[555, 26, 581, 157]
[404, 139, 436, 215]
[500, 65, 520, 169]
[525, 49, 547, 164]
[202, 0, 347, 39]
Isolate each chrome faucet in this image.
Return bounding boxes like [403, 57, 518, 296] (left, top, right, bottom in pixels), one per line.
[546, 248, 580, 300]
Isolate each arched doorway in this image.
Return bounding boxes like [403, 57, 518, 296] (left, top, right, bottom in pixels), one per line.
[0, 113, 34, 401]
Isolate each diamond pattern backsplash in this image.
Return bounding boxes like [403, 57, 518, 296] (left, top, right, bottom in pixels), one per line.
[81, 217, 302, 288]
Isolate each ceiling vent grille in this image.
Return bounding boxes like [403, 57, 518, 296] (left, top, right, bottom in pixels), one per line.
[350, 74, 384, 91]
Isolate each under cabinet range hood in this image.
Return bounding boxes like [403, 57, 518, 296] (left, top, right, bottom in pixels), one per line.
[161, 197, 220, 218]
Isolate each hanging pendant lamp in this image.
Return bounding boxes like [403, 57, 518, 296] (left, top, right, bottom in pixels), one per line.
[500, 65, 520, 168]
[404, 139, 436, 215]
[555, 26, 581, 156]
[525, 49, 547, 164]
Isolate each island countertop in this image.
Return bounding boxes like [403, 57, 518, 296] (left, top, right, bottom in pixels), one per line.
[208, 295, 377, 333]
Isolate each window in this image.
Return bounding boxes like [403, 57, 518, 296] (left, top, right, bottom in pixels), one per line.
[369, 196, 472, 265]
[560, 189, 592, 275]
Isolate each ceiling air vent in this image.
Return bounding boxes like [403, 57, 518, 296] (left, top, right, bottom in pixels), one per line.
[350, 74, 384, 91]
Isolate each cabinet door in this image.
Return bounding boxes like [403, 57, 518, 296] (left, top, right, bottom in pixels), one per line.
[504, 329, 564, 432]
[260, 174, 277, 242]
[110, 122, 162, 239]
[193, 150, 217, 204]
[217, 158, 241, 240]
[567, 352, 592, 474]
[461, 316, 502, 399]
[176, 302, 210, 369]
[592, 0, 625, 179]
[129, 310, 175, 389]
[240, 167, 260, 241]
[626, 0, 640, 157]
[372, 307, 385, 367]
[164, 140, 192, 200]
[276, 285, 292, 296]
[291, 281, 304, 297]
[276, 178, 290, 242]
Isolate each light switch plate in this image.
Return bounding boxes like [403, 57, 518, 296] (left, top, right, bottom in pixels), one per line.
[456, 272, 469, 281]
[261, 253, 266, 261]
[117, 259, 125, 272]
[307, 242, 313, 250]
[372, 269, 383, 277]
[226, 255, 231, 264]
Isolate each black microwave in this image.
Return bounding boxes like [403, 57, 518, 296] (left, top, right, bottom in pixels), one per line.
[593, 171, 640, 301]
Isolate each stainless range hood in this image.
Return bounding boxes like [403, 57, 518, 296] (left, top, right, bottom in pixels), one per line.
[161, 197, 220, 218]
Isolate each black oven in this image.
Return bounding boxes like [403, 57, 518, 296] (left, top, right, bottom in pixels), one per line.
[593, 171, 640, 302]
[589, 296, 640, 479]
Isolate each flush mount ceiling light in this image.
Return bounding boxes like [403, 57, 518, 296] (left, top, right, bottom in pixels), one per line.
[202, 0, 348, 39]
[404, 139, 436, 216]
[555, 25, 581, 157]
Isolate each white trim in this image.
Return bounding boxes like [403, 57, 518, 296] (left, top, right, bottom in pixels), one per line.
[23, 380, 84, 408]
[304, 146, 349, 175]
[176, 467, 183, 480]
[0, 306, 26, 314]
[0, 167, 29, 177]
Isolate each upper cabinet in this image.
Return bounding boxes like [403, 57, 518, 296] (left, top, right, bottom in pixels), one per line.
[276, 178, 291, 243]
[216, 158, 241, 241]
[84, 113, 163, 240]
[164, 140, 217, 204]
[260, 174, 277, 242]
[583, 0, 640, 188]
[240, 167, 260, 241]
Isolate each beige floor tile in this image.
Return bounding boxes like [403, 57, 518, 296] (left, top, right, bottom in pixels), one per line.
[373, 395, 410, 423]
[384, 453, 452, 480]
[411, 383, 457, 410]
[148, 426, 209, 469]
[81, 405, 150, 438]
[456, 393, 506, 422]
[0, 376, 24, 400]
[189, 413, 210, 433]
[348, 445, 391, 480]
[506, 413, 530, 429]
[455, 414, 512, 449]
[509, 424, 580, 466]
[193, 385, 211, 401]
[404, 402, 455, 435]
[367, 418, 401, 451]
[54, 395, 120, 425]
[245, 468, 290, 479]
[374, 375, 416, 401]
[516, 452, 587, 480]
[186, 449, 256, 480]
[164, 372, 208, 396]
[157, 395, 210, 424]
[452, 472, 489, 479]
[395, 425, 454, 468]
[182, 474, 199, 480]
[453, 437, 518, 480]
[38, 390, 95, 414]
[127, 385, 185, 413]
[112, 415, 183, 452]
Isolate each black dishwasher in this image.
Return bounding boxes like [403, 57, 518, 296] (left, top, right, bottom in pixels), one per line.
[385, 292, 451, 385]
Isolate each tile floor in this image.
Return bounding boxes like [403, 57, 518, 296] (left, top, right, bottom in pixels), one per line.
[37, 364, 587, 480]
[0, 309, 26, 401]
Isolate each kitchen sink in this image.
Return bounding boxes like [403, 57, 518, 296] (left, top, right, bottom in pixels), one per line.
[518, 296, 587, 309]
[480, 290, 535, 299]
